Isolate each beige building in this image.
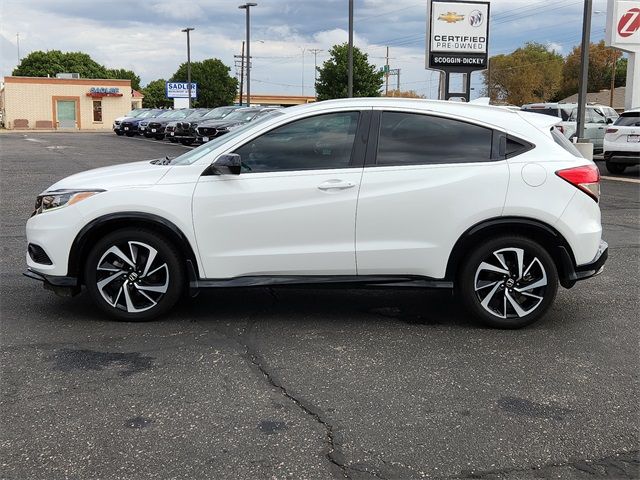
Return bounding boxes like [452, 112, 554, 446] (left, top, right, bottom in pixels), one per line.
[1, 76, 142, 130]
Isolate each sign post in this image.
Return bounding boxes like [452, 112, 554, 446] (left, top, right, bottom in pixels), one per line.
[426, 0, 490, 101]
[605, 0, 640, 110]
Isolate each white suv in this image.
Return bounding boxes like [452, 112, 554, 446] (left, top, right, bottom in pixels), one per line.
[603, 108, 640, 174]
[25, 98, 608, 328]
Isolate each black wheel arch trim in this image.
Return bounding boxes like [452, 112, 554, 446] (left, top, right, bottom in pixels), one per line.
[445, 216, 582, 288]
[68, 212, 200, 283]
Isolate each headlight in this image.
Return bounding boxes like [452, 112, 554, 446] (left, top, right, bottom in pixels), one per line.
[33, 189, 104, 216]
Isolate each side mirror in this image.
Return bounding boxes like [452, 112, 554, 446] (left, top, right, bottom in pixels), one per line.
[606, 117, 613, 124]
[211, 153, 241, 175]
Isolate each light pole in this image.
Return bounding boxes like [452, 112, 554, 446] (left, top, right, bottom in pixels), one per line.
[576, 0, 592, 142]
[181, 27, 194, 108]
[239, 3, 257, 106]
[348, 0, 354, 97]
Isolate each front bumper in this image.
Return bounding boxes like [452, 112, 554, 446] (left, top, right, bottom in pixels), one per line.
[559, 240, 608, 288]
[24, 268, 80, 296]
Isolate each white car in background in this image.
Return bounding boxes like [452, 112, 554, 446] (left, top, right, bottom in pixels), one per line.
[521, 103, 619, 152]
[25, 98, 607, 329]
[603, 108, 640, 174]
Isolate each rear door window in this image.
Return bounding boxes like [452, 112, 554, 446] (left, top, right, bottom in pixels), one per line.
[375, 112, 493, 166]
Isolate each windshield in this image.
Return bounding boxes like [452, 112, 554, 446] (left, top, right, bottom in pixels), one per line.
[551, 127, 582, 157]
[139, 109, 163, 118]
[202, 107, 236, 120]
[614, 112, 640, 127]
[222, 109, 262, 123]
[127, 109, 145, 117]
[169, 111, 284, 166]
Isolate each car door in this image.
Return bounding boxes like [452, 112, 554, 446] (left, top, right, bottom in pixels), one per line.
[585, 108, 607, 149]
[192, 110, 369, 279]
[355, 109, 509, 279]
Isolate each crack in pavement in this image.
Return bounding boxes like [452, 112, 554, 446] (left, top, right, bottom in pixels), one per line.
[237, 317, 352, 479]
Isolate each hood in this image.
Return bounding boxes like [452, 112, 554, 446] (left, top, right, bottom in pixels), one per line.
[46, 160, 171, 191]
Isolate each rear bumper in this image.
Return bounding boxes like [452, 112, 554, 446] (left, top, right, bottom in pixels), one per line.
[559, 240, 608, 288]
[603, 151, 640, 164]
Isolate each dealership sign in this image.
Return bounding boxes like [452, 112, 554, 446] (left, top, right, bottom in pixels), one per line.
[166, 82, 197, 98]
[606, 0, 640, 50]
[86, 87, 122, 97]
[427, 0, 490, 70]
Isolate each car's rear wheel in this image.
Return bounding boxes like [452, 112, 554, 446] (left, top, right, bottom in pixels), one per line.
[605, 159, 626, 174]
[459, 236, 558, 328]
[84, 229, 184, 321]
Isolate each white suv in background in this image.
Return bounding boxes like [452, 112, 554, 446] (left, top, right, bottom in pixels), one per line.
[521, 103, 619, 152]
[25, 98, 607, 329]
[603, 108, 640, 174]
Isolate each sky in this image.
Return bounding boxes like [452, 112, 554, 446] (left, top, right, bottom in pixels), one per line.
[0, 0, 609, 99]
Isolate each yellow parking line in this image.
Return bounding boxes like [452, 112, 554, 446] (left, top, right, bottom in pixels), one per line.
[601, 176, 640, 184]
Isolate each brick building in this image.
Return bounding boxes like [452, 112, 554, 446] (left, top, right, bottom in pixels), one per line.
[1, 76, 141, 130]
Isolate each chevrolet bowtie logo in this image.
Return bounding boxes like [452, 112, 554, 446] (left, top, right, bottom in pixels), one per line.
[438, 12, 465, 23]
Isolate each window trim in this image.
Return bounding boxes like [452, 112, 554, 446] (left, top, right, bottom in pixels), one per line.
[498, 133, 536, 159]
[230, 110, 371, 174]
[368, 110, 501, 167]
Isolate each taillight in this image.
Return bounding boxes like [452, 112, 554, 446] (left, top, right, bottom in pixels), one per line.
[556, 165, 600, 203]
[606, 128, 618, 134]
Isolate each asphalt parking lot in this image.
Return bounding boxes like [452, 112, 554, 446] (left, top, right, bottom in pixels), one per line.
[1, 132, 638, 479]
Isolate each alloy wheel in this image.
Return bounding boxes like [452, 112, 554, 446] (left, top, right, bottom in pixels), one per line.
[473, 247, 548, 319]
[95, 241, 169, 313]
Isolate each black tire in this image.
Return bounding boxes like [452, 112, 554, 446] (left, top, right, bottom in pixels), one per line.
[84, 228, 185, 321]
[143, 133, 153, 138]
[154, 134, 165, 140]
[605, 159, 626, 174]
[168, 138, 178, 143]
[180, 139, 194, 146]
[459, 235, 558, 329]
[115, 130, 124, 136]
[125, 132, 135, 137]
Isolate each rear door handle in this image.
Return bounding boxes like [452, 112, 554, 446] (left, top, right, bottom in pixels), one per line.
[317, 179, 356, 191]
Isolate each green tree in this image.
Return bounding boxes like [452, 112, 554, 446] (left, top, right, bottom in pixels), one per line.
[556, 40, 624, 100]
[13, 50, 110, 78]
[107, 68, 141, 90]
[142, 79, 173, 108]
[315, 43, 384, 100]
[171, 59, 237, 107]
[483, 42, 564, 105]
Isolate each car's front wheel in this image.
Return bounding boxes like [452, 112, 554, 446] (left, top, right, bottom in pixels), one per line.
[459, 236, 558, 328]
[84, 229, 184, 321]
[115, 130, 124, 136]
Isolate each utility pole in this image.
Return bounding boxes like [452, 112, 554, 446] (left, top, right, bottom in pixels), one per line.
[397, 68, 400, 92]
[301, 48, 306, 96]
[385, 46, 390, 95]
[576, 0, 592, 142]
[16, 33, 20, 63]
[308, 48, 323, 96]
[237, 41, 245, 105]
[348, 0, 354, 98]
[181, 27, 194, 108]
[239, 3, 257, 106]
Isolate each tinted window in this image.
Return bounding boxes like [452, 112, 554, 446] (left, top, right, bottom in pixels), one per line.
[505, 135, 532, 158]
[234, 112, 360, 173]
[614, 112, 640, 127]
[551, 127, 581, 157]
[523, 107, 561, 118]
[376, 112, 493, 166]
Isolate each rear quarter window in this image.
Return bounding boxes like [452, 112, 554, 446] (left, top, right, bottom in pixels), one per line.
[614, 112, 640, 127]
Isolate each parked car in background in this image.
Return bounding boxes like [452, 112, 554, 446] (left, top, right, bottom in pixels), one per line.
[603, 108, 640, 174]
[165, 108, 215, 144]
[113, 109, 148, 136]
[169, 106, 241, 145]
[140, 109, 194, 140]
[119, 109, 165, 137]
[26, 98, 607, 328]
[521, 103, 618, 152]
[195, 107, 279, 143]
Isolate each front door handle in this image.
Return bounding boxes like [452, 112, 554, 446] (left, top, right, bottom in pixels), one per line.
[317, 179, 356, 191]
